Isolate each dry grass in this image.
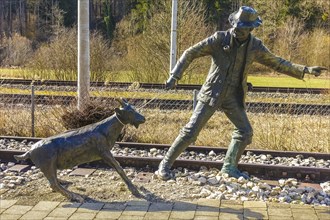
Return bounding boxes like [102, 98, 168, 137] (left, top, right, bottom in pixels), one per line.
[2, 106, 326, 153]
[0, 106, 65, 137]
[124, 109, 329, 153]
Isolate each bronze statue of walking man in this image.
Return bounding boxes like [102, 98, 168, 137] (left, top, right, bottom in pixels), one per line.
[156, 6, 327, 180]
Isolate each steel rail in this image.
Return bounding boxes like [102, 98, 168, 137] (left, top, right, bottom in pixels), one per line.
[1, 78, 328, 94]
[0, 94, 329, 115]
[1, 136, 328, 160]
[1, 149, 329, 182]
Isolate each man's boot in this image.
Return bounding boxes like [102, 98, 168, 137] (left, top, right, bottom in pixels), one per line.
[221, 139, 249, 179]
[155, 137, 190, 180]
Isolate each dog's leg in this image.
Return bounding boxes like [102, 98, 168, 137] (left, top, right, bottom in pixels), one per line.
[39, 161, 84, 203]
[100, 150, 141, 197]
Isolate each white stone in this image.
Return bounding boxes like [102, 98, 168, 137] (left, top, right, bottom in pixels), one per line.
[208, 150, 216, 157]
[198, 177, 207, 184]
[199, 188, 212, 197]
[252, 186, 260, 192]
[207, 177, 219, 185]
[279, 179, 286, 186]
[246, 181, 254, 188]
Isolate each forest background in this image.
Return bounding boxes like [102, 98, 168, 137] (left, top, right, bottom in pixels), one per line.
[0, 0, 329, 83]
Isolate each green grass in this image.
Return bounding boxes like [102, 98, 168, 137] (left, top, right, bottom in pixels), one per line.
[247, 75, 330, 88]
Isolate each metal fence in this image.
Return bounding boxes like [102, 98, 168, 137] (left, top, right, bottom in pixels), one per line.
[0, 81, 329, 139]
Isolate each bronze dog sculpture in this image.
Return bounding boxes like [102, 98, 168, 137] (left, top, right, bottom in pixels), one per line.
[14, 98, 145, 202]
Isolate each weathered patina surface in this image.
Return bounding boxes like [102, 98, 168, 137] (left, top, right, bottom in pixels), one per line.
[157, 6, 326, 181]
[15, 99, 145, 202]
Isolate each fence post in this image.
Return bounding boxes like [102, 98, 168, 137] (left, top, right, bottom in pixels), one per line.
[193, 89, 198, 110]
[192, 89, 198, 145]
[31, 84, 35, 137]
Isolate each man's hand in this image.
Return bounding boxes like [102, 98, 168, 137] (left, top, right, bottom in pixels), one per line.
[165, 76, 177, 90]
[305, 66, 328, 77]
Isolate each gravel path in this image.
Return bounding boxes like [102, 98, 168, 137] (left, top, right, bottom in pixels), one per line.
[0, 139, 329, 206]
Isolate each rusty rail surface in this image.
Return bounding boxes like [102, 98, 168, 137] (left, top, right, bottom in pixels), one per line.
[1, 136, 329, 182]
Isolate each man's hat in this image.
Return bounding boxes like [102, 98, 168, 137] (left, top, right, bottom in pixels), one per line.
[228, 6, 262, 28]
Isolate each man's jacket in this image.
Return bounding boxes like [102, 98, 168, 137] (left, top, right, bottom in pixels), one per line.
[170, 29, 306, 107]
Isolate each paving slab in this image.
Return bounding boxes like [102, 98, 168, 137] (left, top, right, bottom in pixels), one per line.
[103, 202, 126, 210]
[169, 201, 197, 220]
[0, 200, 17, 209]
[126, 200, 151, 207]
[244, 201, 268, 209]
[221, 200, 243, 205]
[291, 214, 319, 220]
[7, 164, 30, 172]
[220, 205, 244, 214]
[0, 214, 23, 220]
[195, 205, 220, 217]
[197, 198, 220, 208]
[77, 202, 104, 212]
[147, 202, 173, 212]
[219, 212, 244, 220]
[121, 201, 150, 217]
[267, 202, 291, 209]
[2, 205, 33, 215]
[291, 207, 316, 215]
[69, 168, 96, 177]
[32, 201, 60, 211]
[95, 209, 123, 219]
[1, 198, 330, 220]
[268, 208, 292, 217]
[58, 202, 81, 209]
[193, 216, 219, 220]
[20, 210, 50, 220]
[68, 212, 96, 220]
[143, 211, 171, 220]
[268, 216, 293, 220]
[48, 207, 78, 218]
[119, 215, 144, 220]
[244, 208, 268, 220]
[317, 213, 330, 220]
[44, 218, 68, 220]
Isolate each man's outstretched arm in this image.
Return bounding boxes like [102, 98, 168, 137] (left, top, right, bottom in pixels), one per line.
[254, 40, 327, 79]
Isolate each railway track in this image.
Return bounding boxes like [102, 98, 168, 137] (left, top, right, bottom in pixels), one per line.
[0, 93, 329, 115]
[1, 78, 328, 94]
[1, 136, 329, 183]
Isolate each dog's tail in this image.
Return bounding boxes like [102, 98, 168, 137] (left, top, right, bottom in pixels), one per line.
[14, 152, 31, 161]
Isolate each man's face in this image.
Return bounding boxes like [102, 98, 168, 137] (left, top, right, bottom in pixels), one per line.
[233, 27, 254, 42]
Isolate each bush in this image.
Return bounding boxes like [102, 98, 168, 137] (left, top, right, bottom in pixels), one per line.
[60, 99, 116, 129]
[28, 28, 113, 81]
[113, 0, 213, 83]
[0, 33, 33, 67]
[298, 28, 330, 71]
[60, 98, 125, 141]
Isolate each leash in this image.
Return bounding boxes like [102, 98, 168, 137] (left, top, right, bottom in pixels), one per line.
[136, 90, 163, 110]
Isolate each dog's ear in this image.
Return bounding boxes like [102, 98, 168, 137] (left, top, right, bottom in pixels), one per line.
[116, 98, 129, 108]
[116, 98, 125, 107]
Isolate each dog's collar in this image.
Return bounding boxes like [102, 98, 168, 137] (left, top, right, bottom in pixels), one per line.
[115, 113, 126, 126]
